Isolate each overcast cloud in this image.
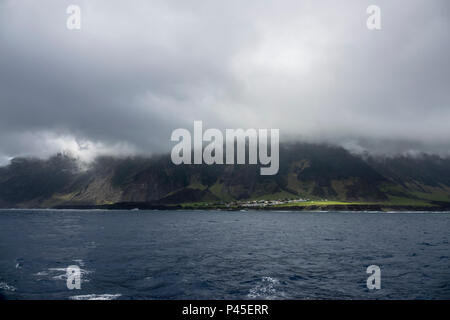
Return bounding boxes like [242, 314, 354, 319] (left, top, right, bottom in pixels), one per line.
[0, 0, 449, 164]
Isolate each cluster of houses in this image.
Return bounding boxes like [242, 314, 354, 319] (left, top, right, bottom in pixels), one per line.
[227, 198, 310, 208]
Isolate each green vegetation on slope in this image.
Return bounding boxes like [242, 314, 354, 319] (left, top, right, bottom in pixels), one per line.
[1, 143, 450, 210]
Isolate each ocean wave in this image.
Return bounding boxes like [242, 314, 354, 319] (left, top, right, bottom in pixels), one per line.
[15, 258, 24, 269]
[72, 259, 85, 267]
[247, 277, 285, 299]
[35, 266, 92, 283]
[69, 294, 122, 300]
[0, 282, 17, 292]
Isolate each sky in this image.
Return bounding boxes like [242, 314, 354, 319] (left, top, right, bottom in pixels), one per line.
[0, 0, 449, 164]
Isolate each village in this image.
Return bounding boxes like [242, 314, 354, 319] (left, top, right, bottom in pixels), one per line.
[226, 198, 312, 208]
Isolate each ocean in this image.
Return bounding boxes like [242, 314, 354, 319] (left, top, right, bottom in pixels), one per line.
[0, 209, 449, 300]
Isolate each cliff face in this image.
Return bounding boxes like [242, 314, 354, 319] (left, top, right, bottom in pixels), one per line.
[1, 143, 450, 208]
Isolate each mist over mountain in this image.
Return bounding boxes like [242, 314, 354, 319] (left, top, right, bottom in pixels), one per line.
[1, 143, 449, 209]
[1, 0, 449, 164]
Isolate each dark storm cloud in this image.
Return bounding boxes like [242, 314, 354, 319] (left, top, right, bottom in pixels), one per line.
[0, 0, 449, 164]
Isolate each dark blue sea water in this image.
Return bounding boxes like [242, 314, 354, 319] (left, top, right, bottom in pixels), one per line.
[0, 209, 449, 300]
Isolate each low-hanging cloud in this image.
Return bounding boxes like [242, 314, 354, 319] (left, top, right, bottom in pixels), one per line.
[0, 0, 449, 165]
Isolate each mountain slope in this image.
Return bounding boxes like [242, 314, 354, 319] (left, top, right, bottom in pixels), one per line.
[0, 144, 450, 209]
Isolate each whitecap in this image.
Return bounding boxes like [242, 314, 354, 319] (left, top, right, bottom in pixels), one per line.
[69, 294, 122, 300]
[247, 277, 285, 299]
[72, 259, 85, 267]
[0, 282, 17, 292]
[48, 268, 67, 272]
[35, 266, 93, 283]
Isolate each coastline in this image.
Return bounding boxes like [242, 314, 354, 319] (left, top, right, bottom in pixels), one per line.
[16, 201, 450, 212]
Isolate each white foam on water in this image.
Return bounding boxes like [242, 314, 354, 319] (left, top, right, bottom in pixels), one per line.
[51, 267, 92, 281]
[0, 282, 17, 292]
[35, 266, 92, 283]
[73, 259, 85, 267]
[48, 268, 67, 272]
[69, 294, 122, 300]
[247, 276, 285, 299]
